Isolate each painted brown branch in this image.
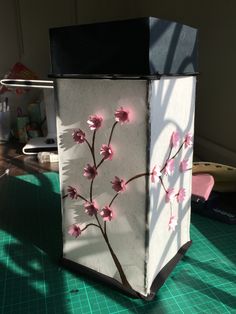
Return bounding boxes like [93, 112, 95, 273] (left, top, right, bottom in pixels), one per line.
[85, 139, 96, 167]
[108, 121, 118, 146]
[166, 144, 173, 162]
[160, 145, 173, 172]
[96, 157, 105, 170]
[103, 232, 133, 289]
[96, 122, 118, 170]
[125, 172, 151, 185]
[159, 177, 167, 193]
[77, 119, 132, 289]
[170, 142, 185, 160]
[81, 223, 100, 232]
[63, 193, 89, 203]
[92, 130, 97, 166]
[94, 213, 104, 232]
[109, 193, 119, 207]
[109, 172, 151, 207]
[104, 221, 107, 236]
[160, 142, 184, 172]
[93, 213, 132, 288]
[89, 178, 94, 202]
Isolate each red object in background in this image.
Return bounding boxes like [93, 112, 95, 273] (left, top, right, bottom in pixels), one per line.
[0, 62, 38, 94]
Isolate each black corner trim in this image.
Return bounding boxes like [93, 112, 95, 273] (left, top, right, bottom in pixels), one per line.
[147, 240, 192, 300]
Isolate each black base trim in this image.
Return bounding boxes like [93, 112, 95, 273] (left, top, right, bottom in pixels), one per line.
[61, 240, 192, 300]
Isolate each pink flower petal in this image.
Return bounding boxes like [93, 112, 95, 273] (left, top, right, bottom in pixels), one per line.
[100, 144, 113, 160]
[83, 164, 98, 180]
[169, 216, 178, 231]
[151, 165, 161, 183]
[180, 159, 189, 172]
[84, 201, 98, 216]
[164, 159, 175, 176]
[100, 206, 113, 221]
[165, 188, 175, 203]
[67, 186, 78, 199]
[111, 176, 126, 193]
[114, 107, 129, 124]
[176, 188, 186, 203]
[87, 115, 103, 130]
[171, 131, 180, 147]
[68, 224, 81, 238]
[72, 129, 86, 144]
[184, 133, 193, 148]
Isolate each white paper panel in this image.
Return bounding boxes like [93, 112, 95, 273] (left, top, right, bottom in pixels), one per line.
[55, 76, 196, 297]
[147, 76, 196, 293]
[56, 79, 148, 294]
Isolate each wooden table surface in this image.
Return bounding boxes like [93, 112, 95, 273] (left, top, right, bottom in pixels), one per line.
[0, 140, 59, 177]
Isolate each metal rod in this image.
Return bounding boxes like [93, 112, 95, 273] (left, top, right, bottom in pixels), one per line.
[0, 79, 54, 89]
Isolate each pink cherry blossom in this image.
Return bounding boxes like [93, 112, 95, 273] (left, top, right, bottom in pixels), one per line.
[169, 216, 178, 231]
[180, 159, 189, 172]
[171, 131, 180, 147]
[184, 133, 193, 148]
[72, 129, 85, 144]
[87, 115, 103, 130]
[151, 165, 161, 183]
[84, 201, 98, 216]
[111, 176, 126, 193]
[165, 188, 175, 203]
[100, 206, 113, 221]
[114, 107, 129, 124]
[67, 186, 78, 199]
[176, 188, 186, 203]
[68, 224, 81, 238]
[164, 159, 175, 176]
[83, 164, 98, 180]
[100, 144, 113, 160]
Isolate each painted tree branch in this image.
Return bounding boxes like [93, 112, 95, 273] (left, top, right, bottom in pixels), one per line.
[68, 109, 192, 289]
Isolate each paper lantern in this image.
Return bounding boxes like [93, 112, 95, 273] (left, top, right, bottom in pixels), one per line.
[50, 17, 198, 299]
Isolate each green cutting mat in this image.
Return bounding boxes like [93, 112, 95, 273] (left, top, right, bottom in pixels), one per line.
[0, 172, 236, 313]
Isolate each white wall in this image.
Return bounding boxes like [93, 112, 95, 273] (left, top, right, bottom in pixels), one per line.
[0, 1, 20, 77]
[0, 0, 76, 78]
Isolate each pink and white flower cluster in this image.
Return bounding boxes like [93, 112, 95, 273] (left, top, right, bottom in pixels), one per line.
[71, 107, 130, 183]
[68, 107, 130, 238]
[68, 112, 192, 237]
[67, 184, 114, 235]
[100, 144, 113, 160]
[150, 130, 193, 231]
